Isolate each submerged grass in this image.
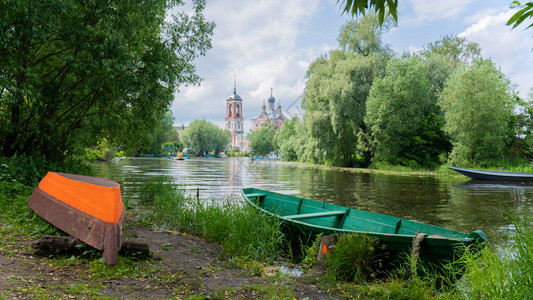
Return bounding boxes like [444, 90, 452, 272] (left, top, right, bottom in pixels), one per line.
[140, 176, 285, 262]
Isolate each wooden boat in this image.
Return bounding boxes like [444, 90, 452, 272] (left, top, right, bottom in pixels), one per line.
[242, 188, 487, 267]
[28, 172, 125, 265]
[449, 167, 533, 181]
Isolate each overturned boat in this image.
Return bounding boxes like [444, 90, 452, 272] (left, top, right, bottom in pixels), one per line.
[28, 172, 125, 265]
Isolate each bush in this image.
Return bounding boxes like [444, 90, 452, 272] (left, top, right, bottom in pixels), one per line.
[327, 233, 382, 283]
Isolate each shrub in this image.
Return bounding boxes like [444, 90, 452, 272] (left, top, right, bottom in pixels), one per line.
[327, 233, 382, 283]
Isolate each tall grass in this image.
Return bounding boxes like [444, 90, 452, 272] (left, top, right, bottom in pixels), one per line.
[326, 233, 383, 283]
[139, 176, 285, 261]
[456, 213, 532, 299]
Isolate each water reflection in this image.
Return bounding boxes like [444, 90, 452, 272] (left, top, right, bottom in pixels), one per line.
[93, 157, 532, 247]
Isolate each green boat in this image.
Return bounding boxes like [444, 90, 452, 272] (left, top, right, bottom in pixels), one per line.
[242, 188, 487, 267]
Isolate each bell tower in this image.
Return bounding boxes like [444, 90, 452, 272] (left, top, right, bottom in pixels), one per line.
[225, 75, 244, 150]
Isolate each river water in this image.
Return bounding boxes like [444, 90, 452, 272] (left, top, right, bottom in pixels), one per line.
[93, 157, 532, 247]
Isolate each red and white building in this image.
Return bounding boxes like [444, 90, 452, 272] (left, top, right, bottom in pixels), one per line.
[251, 89, 286, 131]
[225, 84, 286, 152]
[225, 83, 247, 151]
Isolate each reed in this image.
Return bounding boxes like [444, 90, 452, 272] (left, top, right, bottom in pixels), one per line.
[140, 177, 285, 261]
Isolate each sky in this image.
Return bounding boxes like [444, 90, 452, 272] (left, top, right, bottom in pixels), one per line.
[171, 0, 533, 131]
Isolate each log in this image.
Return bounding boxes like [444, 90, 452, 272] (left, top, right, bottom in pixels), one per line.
[32, 236, 151, 258]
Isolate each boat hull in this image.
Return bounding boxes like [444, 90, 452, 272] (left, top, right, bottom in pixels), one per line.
[449, 167, 533, 181]
[28, 172, 125, 265]
[242, 188, 487, 268]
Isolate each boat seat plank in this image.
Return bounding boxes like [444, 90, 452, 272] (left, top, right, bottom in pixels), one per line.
[246, 193, 267, 198]
[284, 210, 346, 220]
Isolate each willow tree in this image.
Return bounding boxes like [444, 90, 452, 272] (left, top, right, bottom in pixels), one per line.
[301, 14, 391, 167]
[0, 0, 214, 161]
[438, 59, 514, 166]
[180, 120, 229, 156]
[365, 57, 438, 166]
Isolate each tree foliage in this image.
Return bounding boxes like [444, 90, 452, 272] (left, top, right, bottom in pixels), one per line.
[180, 119, 230, 156]
[338, 0, 398, 25]
[249, 124, 277, 156]
[274, 117, 302, 161]
[365, 57, 440, 166]
[303, 51, 388, 166]
[299, 14, 391, 167]
[438, 59, 514, 166]
[337, 13, 395, 56]
[0, 0, 214, 161]
[507, 1, 533, 29]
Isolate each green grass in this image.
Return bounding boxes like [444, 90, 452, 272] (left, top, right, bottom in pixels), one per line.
[301, 210, 533, 299]
[0, 180, 62, 237]
[140, 176, 286, 262]
[326, 233, 383, 283]
[455, 213, 533, 299]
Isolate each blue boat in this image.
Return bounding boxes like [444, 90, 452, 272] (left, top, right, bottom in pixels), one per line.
[449, 167, 533, 181]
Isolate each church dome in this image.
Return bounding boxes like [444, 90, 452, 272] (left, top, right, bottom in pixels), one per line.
[228, 93, 242, 100]
[268, 95, 275, 103]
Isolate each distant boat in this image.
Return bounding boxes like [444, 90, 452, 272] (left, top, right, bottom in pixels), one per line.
[28, 172, 124, 265]
[203, 154, 212, 158]
[242, 188, 487, 268]
[449, 167, 533, 181]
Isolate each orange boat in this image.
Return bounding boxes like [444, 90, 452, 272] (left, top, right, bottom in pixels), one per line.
[28, 172, 125, 265]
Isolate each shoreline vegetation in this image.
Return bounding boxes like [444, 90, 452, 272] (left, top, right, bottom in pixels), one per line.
[1, 157, 531, 299]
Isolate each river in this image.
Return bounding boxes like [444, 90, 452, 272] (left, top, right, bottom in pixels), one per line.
[93, 157, 533, 247]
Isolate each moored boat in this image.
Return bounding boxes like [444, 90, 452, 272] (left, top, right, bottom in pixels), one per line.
[28, 172, 125, 265]
[242, 188, 487, 267]
[449, 167, 533, 181]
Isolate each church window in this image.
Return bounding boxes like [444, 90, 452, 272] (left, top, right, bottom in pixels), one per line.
[228, 104, 232, 117]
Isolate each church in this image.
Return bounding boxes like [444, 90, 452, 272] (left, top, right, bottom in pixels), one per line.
[225, 83, 286, 152]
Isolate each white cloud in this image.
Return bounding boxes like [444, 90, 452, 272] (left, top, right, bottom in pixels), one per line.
[171, 0, 323, 130]
[405, 0, 475, 24]
[459, 9, 533, 98]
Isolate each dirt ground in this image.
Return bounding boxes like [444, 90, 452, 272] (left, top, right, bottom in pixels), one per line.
[0, 224, 336, 299]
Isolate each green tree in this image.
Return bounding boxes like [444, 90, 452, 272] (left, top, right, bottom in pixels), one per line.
[337, 13, 395, 56]
[180, 120, 229, 156]
[365, 56, 440, 167]
[0, 0, 214, 162]
[275, 117, 303, 161]
[438, 59, 514, 166]
[249, 124, 277, 156]
[302, 15, 391, 167]
[303, 51, 388, 167]
[140, 112, 177, 155]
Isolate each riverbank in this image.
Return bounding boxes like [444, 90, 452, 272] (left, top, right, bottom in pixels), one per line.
[1, 159, 531, 299]
[266, 158, 533, 179]
[0, 219, 333, 299]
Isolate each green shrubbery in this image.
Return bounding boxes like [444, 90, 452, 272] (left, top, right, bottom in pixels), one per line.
[326, 234, 383, 283]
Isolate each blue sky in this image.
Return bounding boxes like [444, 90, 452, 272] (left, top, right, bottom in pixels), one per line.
[171, 0, 533, 130]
